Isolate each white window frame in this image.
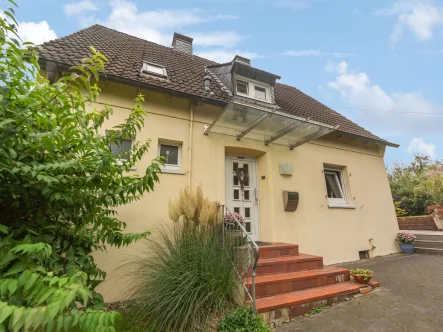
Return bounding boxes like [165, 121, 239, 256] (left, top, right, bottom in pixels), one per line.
[141, 62, 167, 78]
[158, 141, 182, 174]
[110, 138, 133, 164]
[234, 75, 271, 103]
[324, 167, 348, 207]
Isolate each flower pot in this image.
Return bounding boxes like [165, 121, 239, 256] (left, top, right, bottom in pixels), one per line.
[399, 243, 414, 255]
[226, 229, 243, 238]
[432, 211, 443, 230]
[352, 275, 372, 284]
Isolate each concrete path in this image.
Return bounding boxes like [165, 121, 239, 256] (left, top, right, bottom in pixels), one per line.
[274, 254, 443, 332]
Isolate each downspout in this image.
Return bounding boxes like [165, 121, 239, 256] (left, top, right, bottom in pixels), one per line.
[187, 102, 194, 186]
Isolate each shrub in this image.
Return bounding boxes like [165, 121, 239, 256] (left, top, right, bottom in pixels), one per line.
[218, 308, 271, 332]
[396, 232, 417, 244]
[121, 222, 237, 331]
[0, 1, 162, 330]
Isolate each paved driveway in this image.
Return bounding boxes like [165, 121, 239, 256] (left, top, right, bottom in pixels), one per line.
[275, 254, 443, 332]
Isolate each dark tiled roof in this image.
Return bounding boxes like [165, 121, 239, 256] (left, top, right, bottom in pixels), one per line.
[39, 24, 395, 146]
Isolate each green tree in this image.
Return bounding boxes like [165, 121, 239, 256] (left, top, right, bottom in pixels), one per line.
[388, 155, 435, 216]
[0, 2, 162, 330]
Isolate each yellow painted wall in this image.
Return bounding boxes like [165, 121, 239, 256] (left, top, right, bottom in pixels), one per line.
[90, 82, 399, 302]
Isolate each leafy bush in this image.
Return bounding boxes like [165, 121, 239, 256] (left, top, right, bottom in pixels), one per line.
[0, 1, 162, 330]
[218, 308, 271, 332]
[122, 222, 237, 331]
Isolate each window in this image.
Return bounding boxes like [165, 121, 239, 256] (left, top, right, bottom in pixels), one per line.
[234, 76, 271, 102]
[110, 139, 132, 161]
[236, 80, 249, 95]
[141, 62, 167, 77]
[324, 168, 348, 206]
[158, 142, 181, 172]
[254, 86, 266, 100]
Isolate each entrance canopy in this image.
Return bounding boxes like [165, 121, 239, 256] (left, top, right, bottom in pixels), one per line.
[204, 102, 338, 150]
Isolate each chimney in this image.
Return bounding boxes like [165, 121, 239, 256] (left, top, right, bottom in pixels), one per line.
[233, 55, 250, 66]
[172, 32, 193, 55]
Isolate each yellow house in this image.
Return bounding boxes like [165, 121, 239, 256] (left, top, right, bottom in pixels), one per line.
[39, 25, 400, 308]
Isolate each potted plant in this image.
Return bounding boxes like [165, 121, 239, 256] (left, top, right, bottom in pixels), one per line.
[396, 231, 417, 254]
[426, 205, 443, 230]
[224, 212, 246, 238]
[349, 268, 373, 284]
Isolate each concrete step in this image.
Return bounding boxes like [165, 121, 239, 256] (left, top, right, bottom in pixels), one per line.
[255, 281, 363, 315]
[246, 266, 349, 299]
[415, 247, 443, 255]
[254, 253, 323, 276]
[414, 234, 443, 242]
[259, 243, 299, 259]
[415, 240, 443, 249]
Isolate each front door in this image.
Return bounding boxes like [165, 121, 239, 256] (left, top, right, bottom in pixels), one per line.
[226, 156, 260, 241]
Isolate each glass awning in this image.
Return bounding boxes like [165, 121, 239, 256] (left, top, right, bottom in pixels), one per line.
[204, 102, 338, 149]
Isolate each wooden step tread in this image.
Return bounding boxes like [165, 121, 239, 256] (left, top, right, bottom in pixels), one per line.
[258, 253, 322, 266]
[246, 266, 348, 286]
[255, 281, 361, 313]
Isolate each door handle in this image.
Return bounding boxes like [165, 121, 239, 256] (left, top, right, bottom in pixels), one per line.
[254, 188, 258, 206]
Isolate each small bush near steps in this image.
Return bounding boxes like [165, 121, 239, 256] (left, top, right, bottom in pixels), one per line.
[218, 308, 271, 332]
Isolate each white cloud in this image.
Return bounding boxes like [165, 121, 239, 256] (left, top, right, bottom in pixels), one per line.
[326, 61, 442, 136]
[192, 32, 244, 48]
[283, 50, 356, 57]
[324, 60, 348, 73]
[63, 0, 255, 63]
[195, 50, 261, 63]
[376, 0, 443, 43]
[407, 137, 436, 157]
[64, 0, 98, 16]
[17, 21, 57, 45]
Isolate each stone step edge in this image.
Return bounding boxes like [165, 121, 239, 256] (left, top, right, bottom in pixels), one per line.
[257, 281, 379, 326]
[257, 254, 323, 267]
[415, 247, 443, 251]
[245, 267, 349, 286]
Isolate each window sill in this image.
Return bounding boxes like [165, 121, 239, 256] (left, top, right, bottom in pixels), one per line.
[328, 204, 356, 209]
[161, 168, 185, 175]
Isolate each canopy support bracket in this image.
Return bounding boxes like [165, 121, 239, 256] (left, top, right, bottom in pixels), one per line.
[264, 118, 310, 146]
[236, 113, 271, 141]
[289, 127, 331, 150]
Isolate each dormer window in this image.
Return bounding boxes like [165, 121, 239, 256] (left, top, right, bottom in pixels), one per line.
[254, 86, 266, 100]
[235, 75, 271, 103]
[141, 62, 167, 78]
[236, 80, 249, 95]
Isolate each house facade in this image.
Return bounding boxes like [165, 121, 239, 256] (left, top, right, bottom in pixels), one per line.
[39, 25, 400, 302]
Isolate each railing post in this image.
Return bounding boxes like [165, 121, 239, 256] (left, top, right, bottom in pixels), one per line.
[251, 242, 257, 315]
[221, 205, 225, 247]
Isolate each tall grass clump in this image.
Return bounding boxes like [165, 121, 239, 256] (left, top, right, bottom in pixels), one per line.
[122, 221, 237, 331]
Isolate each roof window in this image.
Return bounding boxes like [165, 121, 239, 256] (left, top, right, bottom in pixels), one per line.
[141, 62, 167, 78]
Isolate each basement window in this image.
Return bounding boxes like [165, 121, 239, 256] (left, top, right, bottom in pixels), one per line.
[141, 62, 167, 78]
[110, 139, 132, 161]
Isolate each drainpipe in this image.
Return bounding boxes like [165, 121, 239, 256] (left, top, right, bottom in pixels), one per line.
[187, 102, 194, 186]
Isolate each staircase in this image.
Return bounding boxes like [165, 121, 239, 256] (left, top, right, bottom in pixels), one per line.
[413, 231, 443, 255]
[247, 243, 379, 325]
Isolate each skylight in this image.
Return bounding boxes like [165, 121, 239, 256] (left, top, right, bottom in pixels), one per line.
[141, 62, 167, 78]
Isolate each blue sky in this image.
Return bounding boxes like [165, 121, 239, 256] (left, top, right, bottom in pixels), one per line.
[11, 0, 443, 165]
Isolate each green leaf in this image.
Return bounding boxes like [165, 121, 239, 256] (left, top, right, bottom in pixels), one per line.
[0, 304, 13, 324]
[4, 262, 27, 277]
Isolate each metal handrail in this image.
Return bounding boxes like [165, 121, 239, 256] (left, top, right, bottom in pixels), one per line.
[217, 203, 260, 315]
